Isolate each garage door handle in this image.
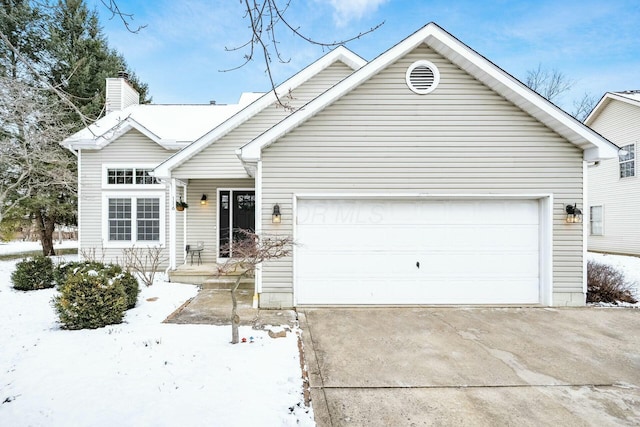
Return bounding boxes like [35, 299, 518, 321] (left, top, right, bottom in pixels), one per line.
[416, 261, 420, 269]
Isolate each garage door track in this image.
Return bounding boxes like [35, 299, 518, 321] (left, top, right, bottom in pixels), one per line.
[299, 307, 640, 426]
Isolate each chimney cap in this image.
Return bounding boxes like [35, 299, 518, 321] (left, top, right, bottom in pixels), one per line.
[210, 100, 216, 105]
[117, 71, 129, 80]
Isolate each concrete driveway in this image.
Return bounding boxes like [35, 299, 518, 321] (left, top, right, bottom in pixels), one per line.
[299, 307, 640, 426]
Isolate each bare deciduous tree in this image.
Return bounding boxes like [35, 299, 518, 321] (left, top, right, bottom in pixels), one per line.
[217, 230, 293, 344]
[525, 64, 600, 121]
[100, 0, 382, 108]
[572, 92, 599, 122]
[525, 64, 574, 104]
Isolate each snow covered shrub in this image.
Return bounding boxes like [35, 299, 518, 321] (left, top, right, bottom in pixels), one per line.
[53, 261, 106, 286]
[54, 270, 128, 330]
[587, 260, 638, 304]
[54, 262, 140, 310]
[11, 256, 55, 290]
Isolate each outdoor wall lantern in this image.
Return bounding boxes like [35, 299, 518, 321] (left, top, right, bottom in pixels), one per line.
[272, 204, 281, 224]
[200, 194, 208, 205]
[565, 203, 583, 224]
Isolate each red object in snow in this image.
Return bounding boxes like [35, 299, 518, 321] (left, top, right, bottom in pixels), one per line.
[241, 337, 247, 343]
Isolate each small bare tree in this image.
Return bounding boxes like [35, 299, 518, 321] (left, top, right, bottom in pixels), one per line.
[217, 230, 293, 344]
[525, 64, 574, 104]
[572, 92, 599, 122]
[121, 246, 166, 287]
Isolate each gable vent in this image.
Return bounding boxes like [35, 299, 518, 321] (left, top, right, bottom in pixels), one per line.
[406, 60, 440, 95]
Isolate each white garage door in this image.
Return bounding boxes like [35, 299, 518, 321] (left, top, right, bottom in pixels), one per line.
[295, 198, 540, 305]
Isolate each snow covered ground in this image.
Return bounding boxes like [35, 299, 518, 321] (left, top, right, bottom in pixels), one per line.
[588, 252, 640, 303]
[0, 240, 77, 256]
[0, 244, 314, 426]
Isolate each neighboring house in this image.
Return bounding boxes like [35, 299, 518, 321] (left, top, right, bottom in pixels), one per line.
[586, 91, 640, 255]
[62, 23, 618, 308]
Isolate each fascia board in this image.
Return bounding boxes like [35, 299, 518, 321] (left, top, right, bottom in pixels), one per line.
[583, 93, 610, 125]
[423, 28, 617, 157]
[153, 46, 367, 178]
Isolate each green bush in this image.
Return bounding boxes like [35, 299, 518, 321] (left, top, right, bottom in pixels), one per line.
[11, 256, 55, 290]
[587, 260, 638, 304]
[54, 261, 122, 286]
[115, 271, 140, 309]
[54, 261, 139, 309]
[54, 269, 127, 330]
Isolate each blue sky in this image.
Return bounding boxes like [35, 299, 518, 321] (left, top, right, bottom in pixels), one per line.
[92, 0, 639, 111]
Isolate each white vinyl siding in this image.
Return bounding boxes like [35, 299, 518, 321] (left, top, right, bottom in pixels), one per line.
[587, 98, 640, 255]
[173, 62, 354, 179]
[79, 129, 175, 265]
[260, 44, 584, 304]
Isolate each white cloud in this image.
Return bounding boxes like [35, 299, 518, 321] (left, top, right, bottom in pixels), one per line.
[324, 0, 388, 27]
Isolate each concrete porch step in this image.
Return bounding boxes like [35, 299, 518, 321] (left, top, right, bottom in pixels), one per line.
[168, 262, 253, 287]
[201, 277, 255, 290]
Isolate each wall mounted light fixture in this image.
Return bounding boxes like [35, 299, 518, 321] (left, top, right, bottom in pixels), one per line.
[272, 204, 281, 223]
[200, 194, 208, 205]
[565, 204, 583, 224]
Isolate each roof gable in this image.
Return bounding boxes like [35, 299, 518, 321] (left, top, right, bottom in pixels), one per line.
[152, 46, 366, 178]
[585, 91, 640, 126]
[240, 22, 619, 164]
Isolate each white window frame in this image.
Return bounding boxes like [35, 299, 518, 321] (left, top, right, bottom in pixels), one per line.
[619, 144, 635, 179]
[102, 163, 164, 190]
[590, 205, 604, 236]
[102, 192, 166, 248]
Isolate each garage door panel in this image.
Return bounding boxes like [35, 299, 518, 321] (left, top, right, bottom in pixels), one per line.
[297, 199, 539, 226]
[298, 250, 538, 277]
[295, 199, 541, 305]
[299, 225, 539, 252]
[297, 278, 540, 305]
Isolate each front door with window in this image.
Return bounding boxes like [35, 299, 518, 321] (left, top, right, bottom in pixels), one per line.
[218, 190, 255, 258]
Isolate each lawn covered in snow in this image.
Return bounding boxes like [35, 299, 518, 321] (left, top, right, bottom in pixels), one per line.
[0, 252, 313, 426]
[588, 252, 640, 304]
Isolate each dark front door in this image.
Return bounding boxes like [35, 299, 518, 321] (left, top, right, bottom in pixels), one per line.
[218, 190, 255, 258]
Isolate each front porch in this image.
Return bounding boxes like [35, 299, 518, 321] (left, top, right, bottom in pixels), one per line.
[168, 262, 255, 289]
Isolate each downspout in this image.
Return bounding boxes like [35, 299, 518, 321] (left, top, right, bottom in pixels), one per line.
[254, 160, 263, 308]
[183, 185, 188, 266]
[169, 178, 177, 271]
[582, 160, 588, 299]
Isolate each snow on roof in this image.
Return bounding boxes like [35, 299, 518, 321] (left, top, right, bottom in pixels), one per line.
[62, 92, 264, 150]
[614, 90, 640, 103]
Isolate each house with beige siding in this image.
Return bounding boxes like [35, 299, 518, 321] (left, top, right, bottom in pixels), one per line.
[586, 91, 640, 255]
[63, 22, 618, 308]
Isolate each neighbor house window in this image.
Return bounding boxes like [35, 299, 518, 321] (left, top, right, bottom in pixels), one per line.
[104, 165, 161, 187]
[104, 194, 165, 246]
[619, 144, 635, 178]
[590, 206, 603, 236]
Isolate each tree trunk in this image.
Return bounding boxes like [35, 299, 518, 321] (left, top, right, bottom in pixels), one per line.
[230, 273, 245, 344]
[35, 210, 56, 256]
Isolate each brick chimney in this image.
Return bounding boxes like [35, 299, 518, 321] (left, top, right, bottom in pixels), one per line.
[106, 71, 140, 113]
